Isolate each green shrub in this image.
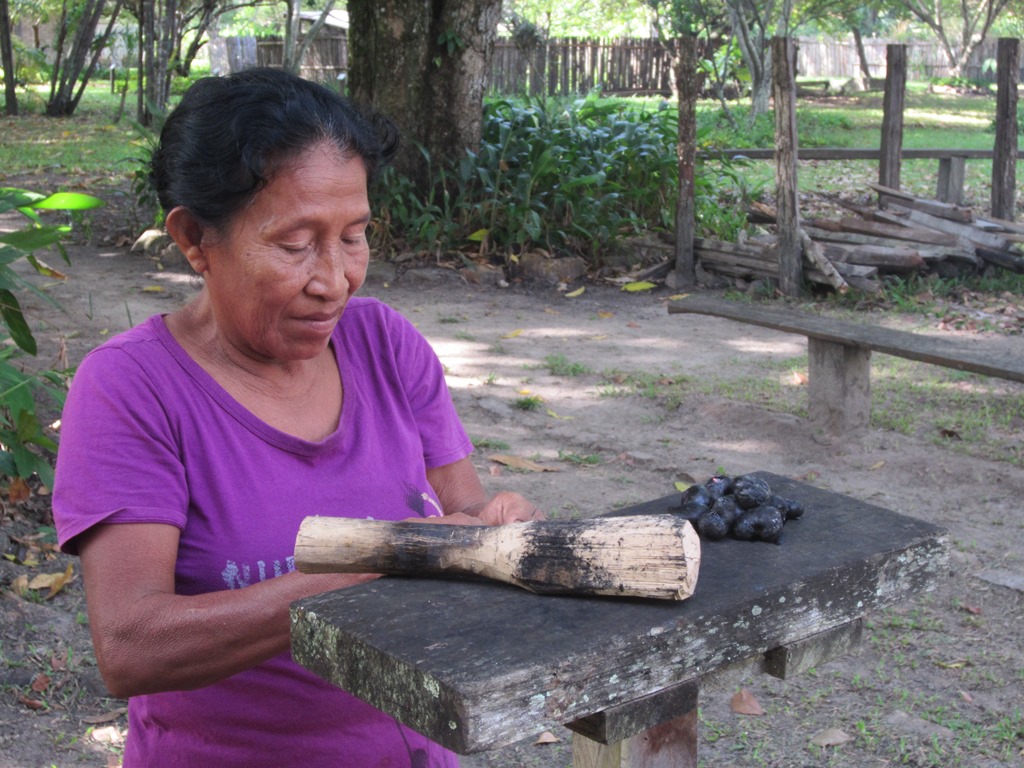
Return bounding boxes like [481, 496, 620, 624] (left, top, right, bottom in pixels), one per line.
[372, 93, 763, 267]
[0, 187, 104, 487]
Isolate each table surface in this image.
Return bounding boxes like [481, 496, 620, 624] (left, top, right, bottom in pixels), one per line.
[291, 472, 947, 754]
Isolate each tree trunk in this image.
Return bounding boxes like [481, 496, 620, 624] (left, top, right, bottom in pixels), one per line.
[46, 0, 118, 116]
[0, 0, 18, 116]
[851, 27, 872, 82]
[283, 0, 336, 76]
[348, 0, 501, 192]
[726, 0, 772, 119]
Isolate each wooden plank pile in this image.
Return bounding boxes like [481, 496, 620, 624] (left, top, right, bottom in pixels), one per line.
[695, 184, 1024, 293]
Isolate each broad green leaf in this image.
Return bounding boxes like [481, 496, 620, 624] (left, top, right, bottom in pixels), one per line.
[621, 281, 656, 292]
[32, 192, 105, 211]
[467, 228, 489, 242]
[0, 188, 44, 214]
[0, 289, 37, 354]
[0, 225, 70, 252]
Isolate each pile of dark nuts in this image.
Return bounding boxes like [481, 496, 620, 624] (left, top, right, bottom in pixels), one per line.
[669, 474, 804, 544]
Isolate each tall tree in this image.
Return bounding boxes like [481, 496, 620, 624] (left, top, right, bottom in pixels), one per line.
[46, 0, 123, 115]
[1, 0, 17, 115]
[281, 0, 335, 74]
[347, 0, 501, 193]
[894, 0, 1011, 75]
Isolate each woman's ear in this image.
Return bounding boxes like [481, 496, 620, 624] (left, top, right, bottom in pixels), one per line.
[165, 207, 209, 274]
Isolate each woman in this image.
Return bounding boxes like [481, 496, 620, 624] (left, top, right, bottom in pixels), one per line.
[52, 68, 541, 767]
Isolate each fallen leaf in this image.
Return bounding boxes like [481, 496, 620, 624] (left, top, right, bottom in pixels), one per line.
[622, 280, 656, 292]
[674, 481, 692, 492]
[811, 727, 853, 747]
[502, 329, 523, 339]
[958, 690, 974, 704]
[81, 707, 128, 724]
[667, 293, 691, 300]
[564, 286, 585, 298]
[597, 311, 614, 319]
[487, 454, 559, 473]
[730, 688, 765, 716]
[869, 461, 885, 470]
[10, 573, 29, 597]
[791, 371, 808, 385]
[488, 465, 503, 476]
[18, 695, 45, 711]
[534, 731, 561, 745]
[517, 388, 532, 395]
[7, 477, 31, 503]
[31, 673, 51, 693]
[626, 321, 640, 328]
[27, 564, 74, 598]
[141, 285, 165, 293]
[935, 658, 970, 669]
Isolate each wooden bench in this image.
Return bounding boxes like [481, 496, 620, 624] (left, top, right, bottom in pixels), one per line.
[668, 295, 1024, 435]
[291, 473, 946, 767]
[699, 147, 995, 205]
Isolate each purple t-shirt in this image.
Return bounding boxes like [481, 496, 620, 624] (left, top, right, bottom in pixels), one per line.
[53, 297, 469, 768]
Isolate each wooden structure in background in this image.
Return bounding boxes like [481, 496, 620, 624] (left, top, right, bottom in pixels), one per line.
[673, 37, 699, 288]
[771, 37, 802, 297]
[879, 44, 906, 192]
[992, 38, 1019, 221]
[681, 38, 1022, 295]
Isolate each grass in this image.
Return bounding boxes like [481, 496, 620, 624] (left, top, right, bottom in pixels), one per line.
[594, 349, 1024, 467]
[534, 354, 592, 377]
[0, 89, 143, 178]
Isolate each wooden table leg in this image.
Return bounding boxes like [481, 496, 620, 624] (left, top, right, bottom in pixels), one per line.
[808, 337, 871, 434]
[572, 708, 698, 768]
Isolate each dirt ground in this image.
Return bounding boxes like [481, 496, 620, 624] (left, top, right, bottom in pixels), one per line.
[1, 190, 1023, 767]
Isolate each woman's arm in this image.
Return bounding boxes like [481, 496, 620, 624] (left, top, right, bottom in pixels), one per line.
[78, 523, 375, 699]
[426, 456, 543, 525]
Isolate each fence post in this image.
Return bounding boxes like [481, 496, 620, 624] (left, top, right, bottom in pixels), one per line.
[772, 36, 802, 297]
[992, 38, 1019, 221]
[878, 44, 906, 191]
[673, 37, 699, 288]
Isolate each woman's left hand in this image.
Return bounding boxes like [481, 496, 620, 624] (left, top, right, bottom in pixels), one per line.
[423, 457, 545, 526]
[469, 491, 545, 525]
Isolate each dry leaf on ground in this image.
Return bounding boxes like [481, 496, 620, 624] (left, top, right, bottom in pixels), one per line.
[811, 727, 854, 747]
[730, 688, 765, 716]
[534, 731, 561, 745]
[82, 707, 129, 725]
[487, 454, 559, 473]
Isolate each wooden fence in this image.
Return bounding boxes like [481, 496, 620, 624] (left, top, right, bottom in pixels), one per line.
[220, 34, 1020, 96]
[797, 37, 1011, 82]
[219, 31, 348, 85]
[489, 37, 675, 96]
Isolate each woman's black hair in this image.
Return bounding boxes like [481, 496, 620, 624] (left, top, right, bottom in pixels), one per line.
[149, 67, 399, 229]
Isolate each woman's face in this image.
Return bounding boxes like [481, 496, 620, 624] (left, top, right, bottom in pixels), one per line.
[199, 142, 371, 365]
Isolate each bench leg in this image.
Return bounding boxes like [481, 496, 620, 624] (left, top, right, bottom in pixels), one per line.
[808, 338, 871, 434]
[571, 709, 698, 768]
[936, 157, 965, 205]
